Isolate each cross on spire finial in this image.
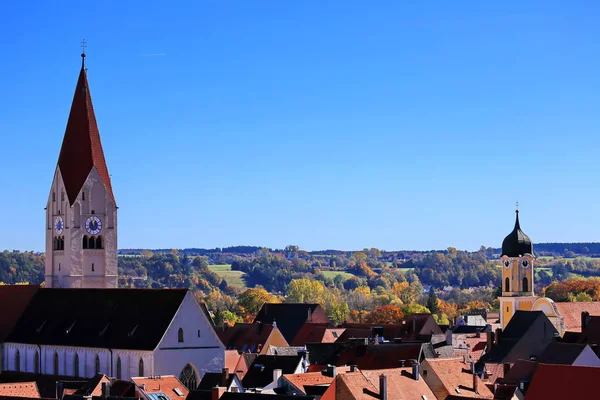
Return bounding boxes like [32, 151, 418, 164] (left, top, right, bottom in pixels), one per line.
[81, 39, 87, 66]
[516, 201, 519, 213]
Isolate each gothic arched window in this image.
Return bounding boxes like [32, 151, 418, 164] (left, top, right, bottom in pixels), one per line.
[139, 359, 144, 377]
[523, 277, 529, 293]
[88, 236, 95, 249]
[35, 351, 40, 374]
[54, 352, 59, 375]
[505, 277, 510, 292]
[95, 355, 100, 375]
[116, 357, 122, 379]
[179, 364, 198, 390]
[15, 350, 20, 372]
[178, 327, 184, 343]
[83, 236, 88, 249]
[96, 236, 103, 249]
[73, 353, 79, 377]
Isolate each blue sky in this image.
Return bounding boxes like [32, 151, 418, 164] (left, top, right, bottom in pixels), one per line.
[1, 1, 599, 252]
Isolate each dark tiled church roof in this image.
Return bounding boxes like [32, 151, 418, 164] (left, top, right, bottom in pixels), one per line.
[6, 288, 188, 350]
[501, 210, 533, 257]
[57, 58, 115, 205]
[0, 285, 40, 341]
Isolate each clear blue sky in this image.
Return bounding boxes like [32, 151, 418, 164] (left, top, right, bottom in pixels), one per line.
[1, 1, 599, 252]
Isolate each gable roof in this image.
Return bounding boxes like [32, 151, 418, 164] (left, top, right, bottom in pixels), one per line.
[197, 372, 235, 390]
[423, 358, 494, 399]
[0, 285, 40, 342]
[241, 355, 302, 389]
[282, 372, 335, 394]
[336, 343, 424, 370]
[6, 288, 188, 350]
[0, 372, 86, 399]
[57, 61, 115, 206]
[334, 372, 377, 400]
[502, 311, 546, 339]
[537, 342, 590, 365]
[290, 323, 332, 346]
[501, 359, 537, 385]
[132, 375, 188, 398]
[225, 350, 242, 372]
[217, 323, 283, 353]
[0, 382, 40, 398]
[253, 304, 328, 343]
[362, 368, 437, 400]
[555, 302, 600, 332]
[524, 363, 600, 399]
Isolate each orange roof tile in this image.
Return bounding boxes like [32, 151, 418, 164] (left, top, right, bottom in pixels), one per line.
[424, 358, 494, 399]
[132, 376, 188, 398]
[323, 329, 346, 343]
[454, 335, 488, 362]
[0, 382, 40, 398]
[555, 302, 600, 332]
[283, 373, 334, 394]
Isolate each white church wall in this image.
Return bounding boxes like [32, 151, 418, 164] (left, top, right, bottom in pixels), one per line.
[154, 292, 225, 379]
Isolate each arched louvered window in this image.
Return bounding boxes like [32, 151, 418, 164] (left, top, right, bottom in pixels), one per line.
[96, 236, 103, 249]
[116, 357, 122, 379]
[178, 327, 184, 343]
[89, 236, 96, 249]
[95, 355, 100, 375]
[34, 351, 40, 374]
[505, 277, 510, 292]
[53, 352, 59, 375]
[139, 359, 144, 377]
[74, 353, 79, 377]
[83, 236, 88, 249]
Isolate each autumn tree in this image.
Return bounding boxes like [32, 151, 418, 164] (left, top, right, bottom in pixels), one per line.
[286, 279, 326, 304]
[368, 305, 405, 324]
[401, 303, 430, 316]
[426, 287, 439, 314]
[237, 287, 280, 322]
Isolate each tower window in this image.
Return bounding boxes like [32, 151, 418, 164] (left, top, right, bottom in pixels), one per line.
[523, 277, 529, 292]
[197, 329, 201, 338]
[95, 355, 100, 374]
[59, 263, 61, 271]
[92, 263, 95, 272]
[89, 236, 95, 249]
[54, 352, 59, 375]
[91, 210, 95, 214]
[15, 350, 20, 373]
[53, 192, 55, 202]
[83, 236, 88, 249]
[505, 277, 510, 292]
[82, 192, 85, 201]
[61, 192, 65, 201]
[116, 357, 122, 380]
[96, 236, 103, 249]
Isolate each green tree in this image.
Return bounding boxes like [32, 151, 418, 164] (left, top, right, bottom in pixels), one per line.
[426, 287, 439, 314]
[401, 303, 430, 316]
[286, 279, 326, 304]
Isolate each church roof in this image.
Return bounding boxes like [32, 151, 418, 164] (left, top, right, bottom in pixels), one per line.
[57, 56, 115, 206]
[501, 210, 533, 257]
[6, 288, 188, 350]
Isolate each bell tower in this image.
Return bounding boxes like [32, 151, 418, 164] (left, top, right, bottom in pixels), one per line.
[498, 209, 536, 328]
[45, 51, 118, 288]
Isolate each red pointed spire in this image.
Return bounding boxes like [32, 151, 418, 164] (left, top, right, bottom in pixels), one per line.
[57, 56, 115, 206]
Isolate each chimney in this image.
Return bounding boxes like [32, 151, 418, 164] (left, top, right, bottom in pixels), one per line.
[412, 362, 420, 381]
[582, 311, 591, 331]
[495, 328, 502, 345]
[273, 369, 282, 385]
[141, 384, 146, 391]
[473, 373, 479, 394]
[221, 368, 229, 387]
[399, 360, 405, 367]
[326, 365, 337, 378]
[487, 331, 495, 351]
[503, 362, 511, 377]
[101, 382, 110, 399]
[469, 361, 475, 374]
[379, 374, 388, 400]
[350, 365, 357, 372]
[272, 318, 277, 329]
[211, 387, 226, 400]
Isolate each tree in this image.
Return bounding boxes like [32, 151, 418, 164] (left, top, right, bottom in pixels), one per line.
[237, 287, 280, 322]
[220, 310, 243, 326]
[426, 287, 439, 314]
[324, 289, 350, 326]
[286, 279, 326, 304]
[368, 305, 405, 324]
[401, 303, 430, 316]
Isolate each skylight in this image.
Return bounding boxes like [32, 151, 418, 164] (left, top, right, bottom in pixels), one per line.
[173, 388, 184, 397]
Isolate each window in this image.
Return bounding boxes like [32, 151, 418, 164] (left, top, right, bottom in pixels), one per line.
[83, 236, 88, 249]
[139, 359, 144, 377]
[59, 263, 61, 271]
[15, 350, 20, 372]
[523, 277, 529, 292]
[82, 192, 85, 201]
[179, 364, 198, 390]
[95, 355, 100, 374]
[89, 236, 95, 249]
[61, 192, 64, 201]
[53, 192, 55, 202]
[35, 351, 40, 374]
[74, 353, 79, 377]
[92, 263, 95, 272]
[54, 352, 59, 375]
[116, 357, 122, 379]
[96, 236, 103, 249]
[178, 327, 184, 343]
[197, 329, 201, 338]
[505, 277, 510, 292]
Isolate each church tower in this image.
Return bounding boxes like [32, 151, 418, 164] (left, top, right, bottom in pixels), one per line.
[498, 210, 536, 328]
[45, 53, 118, 288]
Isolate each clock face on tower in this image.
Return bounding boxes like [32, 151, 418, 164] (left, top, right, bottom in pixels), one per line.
[85, 216, 102, 235]
[54, 216, 64, 235]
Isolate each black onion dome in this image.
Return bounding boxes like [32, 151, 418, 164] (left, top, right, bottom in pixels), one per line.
[501, 210, 533, 257]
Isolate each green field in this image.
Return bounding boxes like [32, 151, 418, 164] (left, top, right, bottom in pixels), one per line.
[398, 268, 414, 273]
[208, 264, 247, 290]
[321, 271, 357, 281]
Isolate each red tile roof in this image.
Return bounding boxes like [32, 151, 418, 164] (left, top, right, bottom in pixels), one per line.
[423, 358, 494, 399]
[225, 350, 242, 373]
[524, 364, 600, 399]
[361, 368, 437, 400]
[282, 372, 334, 394]
[290, 323, 330, 346]
[555, 302, 600, 332]
[132, 375, 188, 397]
[58, 61, 115, 205]
[336, 343, 423, 370]
[0, 382, 40, 398]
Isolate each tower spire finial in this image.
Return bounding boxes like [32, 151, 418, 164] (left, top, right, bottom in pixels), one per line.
[516, 201, 519, 214]
[80, 39, 87, 66]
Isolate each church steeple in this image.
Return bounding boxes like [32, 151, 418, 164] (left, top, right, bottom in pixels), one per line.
[57, 54, 115, 206]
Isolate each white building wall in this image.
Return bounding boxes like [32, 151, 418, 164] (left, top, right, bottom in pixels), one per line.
[153, 292, 225, 380]
[573, 346, 600, 367]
